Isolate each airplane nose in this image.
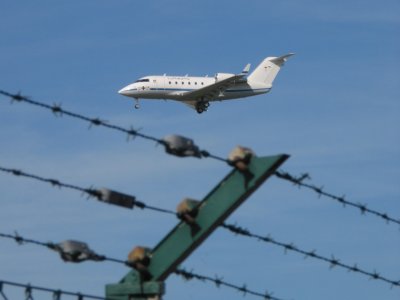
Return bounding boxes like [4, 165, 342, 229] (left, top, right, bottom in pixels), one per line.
[118, 86, 130, 96]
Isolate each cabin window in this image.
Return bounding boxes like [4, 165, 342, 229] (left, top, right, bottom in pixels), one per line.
[195, 82, 197, 85]
[169, 81, 171, 84]
[181, 82, 184, 85]
[188, 82, 191, 85]
[175, 81, 178, 84]
[201, 82, 204, 85]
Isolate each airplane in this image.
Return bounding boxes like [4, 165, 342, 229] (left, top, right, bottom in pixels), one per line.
[118, 53, 294, 114]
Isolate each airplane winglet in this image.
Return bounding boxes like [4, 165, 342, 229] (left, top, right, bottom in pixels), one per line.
[241, 63, 251, 75]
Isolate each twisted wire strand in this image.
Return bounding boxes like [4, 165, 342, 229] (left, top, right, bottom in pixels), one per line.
[3, 90, 396, 227]
[0, 90, 228, 163]
[274, 171, 400, 226]
[174, 268, 284, 300]
[0, 233, 283, 300]
[0, 165, 176, 215]
[0, 279, 105, 300]
[1, 165, 399, 288]
[221, 223, 400, 288]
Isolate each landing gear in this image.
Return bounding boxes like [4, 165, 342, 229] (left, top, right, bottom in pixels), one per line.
[134, 98, 140, 109]
[195, 101, 210, 114]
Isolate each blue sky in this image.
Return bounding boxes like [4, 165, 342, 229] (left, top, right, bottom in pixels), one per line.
[0, 1, 399, 299]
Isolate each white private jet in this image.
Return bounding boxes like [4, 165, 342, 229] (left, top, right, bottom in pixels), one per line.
[118, 53, 294, 114]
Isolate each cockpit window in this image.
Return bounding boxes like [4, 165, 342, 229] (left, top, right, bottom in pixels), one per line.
[135, 79, 150, 83]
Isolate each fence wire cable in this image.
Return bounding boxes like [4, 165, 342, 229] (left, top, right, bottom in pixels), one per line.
[0, 90, 400, 229]
[0, 280, 105, 300]
[0, 165, 176, 215]
[1, 163, 399, 287]
[0, 233, 284, 300]
[221, 223, 400, 288]
[1, 166, 398, 288]
[1, 211, 399, 290]
[1, 163, 398, 232]
[274, 171, 400, 226]
[1, 89, 397, 226]
[0, 232, 122, 265]
[0, 90, 228, 163]
[174, 268, 285, 300]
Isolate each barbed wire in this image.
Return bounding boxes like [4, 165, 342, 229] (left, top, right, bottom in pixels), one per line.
[0, 166, 99, 197]
[0, 232, 127, 266]
[2, 89, 398, 228]
[0, 232, 285, 300]
[274, 171, 400, 226]
[0, 165, 176, 215]
[2, 162, 399, 231]
[0, 90, 228, 163]
[221, 223, 400, 288]
[2, 90, 398, 299]
[1, 165, 399, 288]
[174, 268, 285, 300]
[0, 279, 105, 300]
[3, 162, 398, 235]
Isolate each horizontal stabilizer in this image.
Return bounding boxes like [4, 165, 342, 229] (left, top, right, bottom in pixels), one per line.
[269, 53, 295, 66]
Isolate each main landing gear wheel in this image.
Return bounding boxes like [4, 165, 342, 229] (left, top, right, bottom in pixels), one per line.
[195, 101, 210, 114]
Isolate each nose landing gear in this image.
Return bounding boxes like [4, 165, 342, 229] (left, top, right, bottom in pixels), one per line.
[134, 98, 140, 109]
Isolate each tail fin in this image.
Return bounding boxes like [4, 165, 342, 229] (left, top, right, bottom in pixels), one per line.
[247, 53, 294, 86]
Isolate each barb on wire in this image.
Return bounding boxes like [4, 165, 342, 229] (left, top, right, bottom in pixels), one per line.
[174, 268, 283, 300]
[274, 170, 400, 226]
[0, 280, 105, 300]
[0, 282, 8, 300]
[0, 90, 229, 163]
[221, 223, 400, 288]
[0, 165, 176, 214]
[24, 285, 33, 300]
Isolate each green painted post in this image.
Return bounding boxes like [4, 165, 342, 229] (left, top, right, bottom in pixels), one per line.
[106, 154, 289, 300]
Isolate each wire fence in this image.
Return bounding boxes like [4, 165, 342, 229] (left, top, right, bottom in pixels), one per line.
[1, 89, 398, 227]
[1, 160, 399, 290]
[1, 165, 398, 288]
[221, 223, 400, 288]
[174, 268, 284, 300]
[1, 89, 399, 298]
[0, 90, 227, 163]
[0, 232, 284, 300]
[0, 280, 105, 300]
[274, 171, 400, 226]
[0, 166, 176, 215]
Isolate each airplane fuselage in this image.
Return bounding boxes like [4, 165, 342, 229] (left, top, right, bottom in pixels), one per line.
[119, 75, 270, 101]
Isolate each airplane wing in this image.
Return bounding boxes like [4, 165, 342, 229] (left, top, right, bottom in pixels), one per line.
[181, 100, 198, 110]
[181, 65, 250, 101]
